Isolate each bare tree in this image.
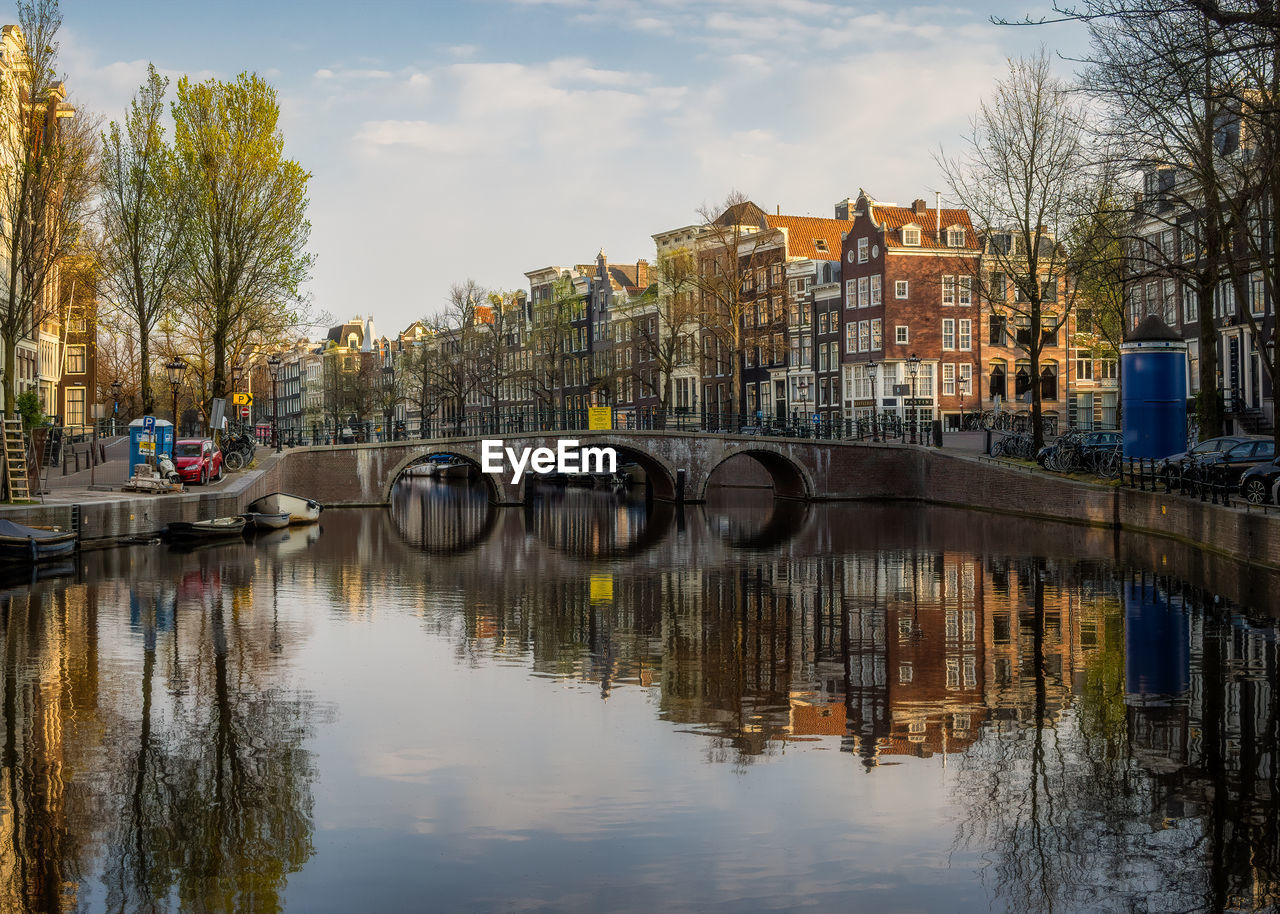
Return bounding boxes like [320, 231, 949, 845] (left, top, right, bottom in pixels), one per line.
[97, 64, 189, 417]
[620, 247, 699, 412]
[525, 274, 580, 421]
[472, 289, 522, 431]
[0, 0, 96, 417]
[939, 51, 1100, 452]
[424, 280, 486, 432]
[691, 191, 790, 419]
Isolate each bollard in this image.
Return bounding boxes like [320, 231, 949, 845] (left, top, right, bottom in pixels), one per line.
[985, 429, 992, 456]
[932, 420, 943, 448]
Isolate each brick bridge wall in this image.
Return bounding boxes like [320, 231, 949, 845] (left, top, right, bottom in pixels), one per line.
[274, 433, 1280, 573]
[276, 432, 926, 507]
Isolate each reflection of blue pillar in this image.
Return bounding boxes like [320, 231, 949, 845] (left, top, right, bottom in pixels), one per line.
[1124, 578, 1190, 703]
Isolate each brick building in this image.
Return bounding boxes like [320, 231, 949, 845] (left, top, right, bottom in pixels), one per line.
[839, 192, 980, 430]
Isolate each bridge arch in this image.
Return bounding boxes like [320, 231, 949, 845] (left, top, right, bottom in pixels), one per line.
[384, 445, 507, 505]
[579, 440, 680, 502]
[698, 446, 814, 502]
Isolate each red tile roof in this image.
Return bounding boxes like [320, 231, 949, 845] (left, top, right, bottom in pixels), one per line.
[870, 203, 978, 250]
[764, 213, 850, 261]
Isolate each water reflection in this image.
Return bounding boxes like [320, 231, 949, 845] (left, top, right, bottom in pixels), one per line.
[0, 490, 1279, 911]
[0, 536, 326, 913]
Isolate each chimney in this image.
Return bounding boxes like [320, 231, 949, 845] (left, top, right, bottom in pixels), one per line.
[636, 259, 650, 289]
[834, 197, 857, 220]
[913, 198, 927, 215]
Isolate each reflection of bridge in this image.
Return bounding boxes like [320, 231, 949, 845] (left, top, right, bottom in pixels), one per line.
[274, 432, 923, 506]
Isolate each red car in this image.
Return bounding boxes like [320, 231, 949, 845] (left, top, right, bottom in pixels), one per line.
[173, 438, 223, 485]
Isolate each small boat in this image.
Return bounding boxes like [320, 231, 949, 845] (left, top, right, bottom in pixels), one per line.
[246, 492, 323, 524]
[165, 516, 248, 540]
[438, 458, 476, 479]
[567, 473, 595, 488]
[242, 511, 291, 530]
[619, 462, 647, 486]
[401, 461, 437, 478]
[0, 519, 77, 563]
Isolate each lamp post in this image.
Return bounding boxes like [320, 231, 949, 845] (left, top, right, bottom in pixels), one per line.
[267, 354, 282, 452]
[907, 352, 921, 444]
[110, 379, 122, 436]
[165, 355, 187, 436]
[867, 360, 879, 442]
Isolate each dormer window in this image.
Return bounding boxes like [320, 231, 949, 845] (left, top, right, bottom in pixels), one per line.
[814, 238, 828, 253]
[947, 227, 965, 247]
[902, 226, 921, 246]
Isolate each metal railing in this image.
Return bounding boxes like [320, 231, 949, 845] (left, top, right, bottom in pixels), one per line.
[270, 408, 947, 447]
[1121, 457, 1239, 507]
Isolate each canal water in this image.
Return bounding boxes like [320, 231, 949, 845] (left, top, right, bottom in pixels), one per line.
[1, 477, 1278, 912]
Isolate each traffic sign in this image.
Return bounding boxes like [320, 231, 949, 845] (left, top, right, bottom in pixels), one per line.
[142, 415, 155, 433]
[240, 405, 250, 418]
[812, 413, 820, 423]
[232, 392, 253, 406]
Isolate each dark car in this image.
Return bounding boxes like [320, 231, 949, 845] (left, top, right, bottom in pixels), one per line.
[1079, 430, 1123, 458]
[1195, 438, 1277, 488]
[1159, 435, 1260, 475]
[172, 438, 223, 485]
[1239, 455, 1280, 504]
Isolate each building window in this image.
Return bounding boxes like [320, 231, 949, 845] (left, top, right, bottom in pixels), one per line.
[65, 386, 86, 426]
[871, 319, 882, 351]
[1076, 349, 1093, 380]
[65, 344, 86, 374]
[858, 237, 868, 263]
[1041, 317, 1059, 347]
[858, 277, 869, 307]
[846, 322, 858, 354]
[942, 275, 956, 305]
[990, 361, 1007, 400]
[859, 320, 871, 351]
[947, 227, 965, 247]
[845, 279, 856, 307]
[958, 319, 971, 351]
[989, 314, 1006, 346]
[958, 276, 972, 305]
[942, 363, 956, 396]
[896, 325, 909, 345]
[1041, 362, 1058, 400]
[895, 280, 909, 299]
[902, 227, 920, 246]
[942, 318, 955, 350]
[1183, 284, 1199, 323]
[958, 363, 972, 396]
[870, 275, 881, 305]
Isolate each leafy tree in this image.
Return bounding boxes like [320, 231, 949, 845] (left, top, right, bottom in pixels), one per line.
[171, 72, 312, 405]
[98, 64, 189, 417]
[15, 389, 43, 430]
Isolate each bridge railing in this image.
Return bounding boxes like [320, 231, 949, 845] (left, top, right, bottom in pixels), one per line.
[285, 409, 929, 446]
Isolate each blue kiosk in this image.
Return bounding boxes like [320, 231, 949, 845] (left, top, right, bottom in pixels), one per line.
[128, 417, 174, 475]
[1121, 315, 1188, 460]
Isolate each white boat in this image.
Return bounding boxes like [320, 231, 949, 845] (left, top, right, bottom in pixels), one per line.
[243, 511, 291, 530]
[246, 492, 323, 524]
[402, 462, 437, 478]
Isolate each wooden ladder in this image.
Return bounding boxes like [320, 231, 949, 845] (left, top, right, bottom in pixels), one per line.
[3, 418, 30, 502]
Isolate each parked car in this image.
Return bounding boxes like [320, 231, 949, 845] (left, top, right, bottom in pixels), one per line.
[1159, 435, 1261, 478]
[172, 438, 223, 485]
[1239, 455, 1280, 504]
[1194, 438, 1277, 488]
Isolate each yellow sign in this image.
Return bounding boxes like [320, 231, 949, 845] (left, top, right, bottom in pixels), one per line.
[137, 439, 154, 453]
[588, 406, 612, 430]
[589, 574, 614, 604]
[232, 392, 254, 405]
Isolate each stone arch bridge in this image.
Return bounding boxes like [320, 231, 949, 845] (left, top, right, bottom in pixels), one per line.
[271, 431, 926, 507]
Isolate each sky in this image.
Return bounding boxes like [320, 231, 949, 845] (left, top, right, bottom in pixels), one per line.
[54, 0, 1088, 337]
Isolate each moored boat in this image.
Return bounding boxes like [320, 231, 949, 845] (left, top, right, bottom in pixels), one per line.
[401, 462, 436, 478]
[165, 516, 248, 540]
[438, 458, 476, 479]
[0, 519, 77, 563]
[242, 511, 291, 530]
[246, 492, 323, 524]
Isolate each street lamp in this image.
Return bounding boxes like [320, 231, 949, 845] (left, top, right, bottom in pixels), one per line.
[907, 352, 921, 444]
[267, 353, 282, 453]
[165, 355, 187, 435]
[110, 379, 122, 434]
[867, 360, 879, 442]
